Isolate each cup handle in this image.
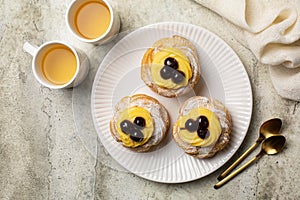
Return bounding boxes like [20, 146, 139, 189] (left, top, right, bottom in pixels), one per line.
[23, 42, 38, 56]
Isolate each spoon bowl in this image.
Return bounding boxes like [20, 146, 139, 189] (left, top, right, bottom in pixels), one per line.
[217, 118, 283, 180]
[214, 135, 286, 189]
[262, 135, 286, 155]
[259, 118, 282, 142]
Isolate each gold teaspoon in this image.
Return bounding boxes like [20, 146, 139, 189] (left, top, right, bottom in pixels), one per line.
[217, 118, 282, 180]
[214, 135, 286, 189]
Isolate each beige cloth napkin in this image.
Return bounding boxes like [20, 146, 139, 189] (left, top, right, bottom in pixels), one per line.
[194, 0, 300, 101]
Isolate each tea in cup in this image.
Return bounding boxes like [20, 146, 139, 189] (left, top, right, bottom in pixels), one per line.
[23, 41, 89, 89]
[66, 0, 120, 44]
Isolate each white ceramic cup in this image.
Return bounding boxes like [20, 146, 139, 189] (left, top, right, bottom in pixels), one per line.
[66, 0, 121, 45]
[23, 41, 89, 89]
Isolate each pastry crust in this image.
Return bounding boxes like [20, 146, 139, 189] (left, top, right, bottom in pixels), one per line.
[172, 96, 232, 158]
[110, 94, 170, 152]
[141, 35, 200, 98]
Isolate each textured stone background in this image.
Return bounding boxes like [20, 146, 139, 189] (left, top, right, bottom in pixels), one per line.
[0, 0, 299, 199]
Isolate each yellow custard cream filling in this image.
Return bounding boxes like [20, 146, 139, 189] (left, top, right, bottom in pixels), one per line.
[150, 48, 192, 89]
[117, 107, 154, 147]
[177, 108, 221, 147]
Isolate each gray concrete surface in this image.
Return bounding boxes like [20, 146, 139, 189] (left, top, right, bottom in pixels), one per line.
[0, 0, 299, 199]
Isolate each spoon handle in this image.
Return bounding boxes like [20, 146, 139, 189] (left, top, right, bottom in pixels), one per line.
[217, 141, 260, 180]
[214, 153, 264, 189]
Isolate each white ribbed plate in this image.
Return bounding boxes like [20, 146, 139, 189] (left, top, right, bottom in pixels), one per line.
[91, 22, 252, 183]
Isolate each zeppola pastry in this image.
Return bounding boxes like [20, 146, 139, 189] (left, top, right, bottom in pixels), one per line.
[141, 35, 201, 98]
[172, 96, 232, 158]
[110, 94, 170, 152]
